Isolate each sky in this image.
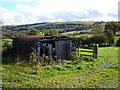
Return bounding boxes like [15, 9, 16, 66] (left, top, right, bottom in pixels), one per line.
[0, 0, 119, 25]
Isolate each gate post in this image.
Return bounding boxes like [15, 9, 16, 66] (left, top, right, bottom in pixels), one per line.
[93, 44, 98, 59]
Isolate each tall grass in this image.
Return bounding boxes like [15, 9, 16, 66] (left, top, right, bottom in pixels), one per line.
[2, 47, 119, 88]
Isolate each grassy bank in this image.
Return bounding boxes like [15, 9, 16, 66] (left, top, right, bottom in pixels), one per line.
[2, 47, 119, 88]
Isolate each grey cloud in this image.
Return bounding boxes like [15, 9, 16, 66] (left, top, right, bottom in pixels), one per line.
[14, 15, 23, 23]
[108, 12, 117, 18]
[2, 9, 104, 25]
[37, 10, 102, 22]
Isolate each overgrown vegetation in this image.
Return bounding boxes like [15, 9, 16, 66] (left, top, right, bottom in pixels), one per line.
[2, 47, 118, 88]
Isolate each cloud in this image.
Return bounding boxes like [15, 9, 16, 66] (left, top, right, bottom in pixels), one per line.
[0, 7, 14, 24]
[80, 14, 118, 21]
[0, 0, 119, 25]
[0, 0, 36, 3]
[36, 0, 118, 15]
[108, 12, 118, 18]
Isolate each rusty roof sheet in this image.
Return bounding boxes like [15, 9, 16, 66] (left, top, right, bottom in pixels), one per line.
[15, 35, 50, 41]
[14, 35, 71, 42]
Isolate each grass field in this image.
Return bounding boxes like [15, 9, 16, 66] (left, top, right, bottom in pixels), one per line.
[61, 31, 80, 35]
[55, 21, 94, 25]
[2, 39, 12, 42]
[61, 29, 92, 36]
[2, 47, 119, 88]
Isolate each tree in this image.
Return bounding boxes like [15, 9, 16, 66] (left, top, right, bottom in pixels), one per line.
[105, 22, 120, 35]
[116, 37, 120, 47]
[27, 30, 38, 35]
[105, 30, 115, 45]
[44, 29, 59, 36]
[89, 34, 109, 46]
[92, 24, 104, 34]
[49, 29, 59, 36]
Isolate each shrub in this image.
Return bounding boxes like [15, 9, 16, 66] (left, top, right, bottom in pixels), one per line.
[105, 30, 115, 45]
[70, 50, 81, 61]
[76, 66, 83, 70]
[44, 29, 59, 36]
[53, 65, 64, 71]
[44, 65, 53, 70]
[88, 34, 109, 46]
[29, 52, 42, 69]
[2, 41, 13, 63]
[83, 56, 94, 62]
[115, 37, 120, 47]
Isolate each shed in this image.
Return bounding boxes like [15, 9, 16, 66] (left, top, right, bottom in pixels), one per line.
[13, 35, 72, 60]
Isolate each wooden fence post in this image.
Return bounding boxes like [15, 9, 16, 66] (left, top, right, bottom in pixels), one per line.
[93, 44, 98, 59]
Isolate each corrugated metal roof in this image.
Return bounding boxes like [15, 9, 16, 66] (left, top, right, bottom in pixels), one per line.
[15, 35, 50, 41]
[14, 35, 72, 42]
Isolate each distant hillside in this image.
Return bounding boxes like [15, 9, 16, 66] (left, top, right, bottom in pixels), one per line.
[2, 21, 105, 33]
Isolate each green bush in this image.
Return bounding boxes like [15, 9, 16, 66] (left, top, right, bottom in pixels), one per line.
[2, 41, 13, 63]
[70, 50, 81, 61]
[53, 65, 64, 71]
[71, 34, 109, 47]
[29, 52, 42, 69]
[115, 37, 120, 47]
